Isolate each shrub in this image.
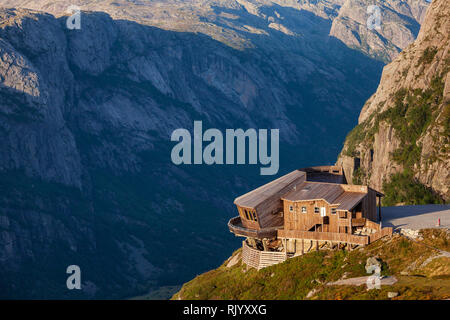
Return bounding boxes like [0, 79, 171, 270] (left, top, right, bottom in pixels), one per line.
[382, 171, 444, 206]
[417, 46, 438, 66]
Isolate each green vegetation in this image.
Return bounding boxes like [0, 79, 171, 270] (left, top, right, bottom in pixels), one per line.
[342, 109, 381, 158]
[377, 75, 446, 205]
[443, 103, 450, 146]
[343, 123, 366, 157]
[352, 167, 365, 185]
[420, 229, 450, 252]
[382, 170, 444, 206]
[379, 75, 444, 168]
[417, 46, 438, 66]
[342, 71, 447, 205]
[173, 230, 450, 300]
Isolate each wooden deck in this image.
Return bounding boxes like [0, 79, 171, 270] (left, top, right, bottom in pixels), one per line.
[278, 229, 370, 245]
[278, 227, 392, 245]
[240, 227, 393, 270]
[228, 216, 279, 239]
[242, 240, 287, 270]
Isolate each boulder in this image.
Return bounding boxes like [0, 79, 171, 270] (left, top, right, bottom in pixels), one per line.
[387, 291, 399, 298]
[365, 257, 382, 274]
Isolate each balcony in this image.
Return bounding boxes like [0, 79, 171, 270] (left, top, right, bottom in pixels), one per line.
[277, 229, 369, 246]
[228, 216, 279, 239]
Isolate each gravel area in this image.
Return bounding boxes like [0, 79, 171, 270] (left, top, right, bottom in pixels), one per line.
[381, 205, 450, 230]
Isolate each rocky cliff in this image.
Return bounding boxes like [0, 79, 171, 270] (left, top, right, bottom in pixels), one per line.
[337, 0, 449, 204]
[4, 0, 428, 61]
[330, 0, 428, 62]
[0, 1, 427, 298]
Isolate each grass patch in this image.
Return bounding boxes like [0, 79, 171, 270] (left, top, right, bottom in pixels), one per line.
[173, 232, 449, 300]
[420, 229, 450, 252]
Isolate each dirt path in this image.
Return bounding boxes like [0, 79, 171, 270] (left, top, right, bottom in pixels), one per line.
[326, 276, 397, 286]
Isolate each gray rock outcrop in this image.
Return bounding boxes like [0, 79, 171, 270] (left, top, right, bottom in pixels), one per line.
[337, 0, 449, 202]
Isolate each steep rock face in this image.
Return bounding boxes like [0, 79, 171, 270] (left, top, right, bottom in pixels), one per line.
[0, 2, 425, 298]
[4, 0, 428, 61]
[330, 0, 429, 62]
[337, 0, 449, 203]
[0, 9, 82, 187]
[0, 7, 383, 298]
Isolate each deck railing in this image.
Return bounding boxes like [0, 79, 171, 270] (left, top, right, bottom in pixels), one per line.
[365, 219, 382, 232]
[228, 216, 279, 239]
[351, 218, 366, 227]
[277, 229, 369, 245]
[368, 227, 393, 243]
[242, 240, 287, 270]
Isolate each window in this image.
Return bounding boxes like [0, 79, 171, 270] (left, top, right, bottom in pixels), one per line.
[314, 207, 319, 214]
[243, 209, 257, 222]
[289, 205, 294, 212]
[301, 206, 307, 213]
[331, 208, 337, 215]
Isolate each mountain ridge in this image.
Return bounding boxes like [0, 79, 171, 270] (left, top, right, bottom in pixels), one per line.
[0, 1, 431, 298]
[337, 0, 449, 204]
[3, 0, 429, 61]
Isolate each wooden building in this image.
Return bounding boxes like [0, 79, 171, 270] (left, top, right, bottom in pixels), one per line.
[228, 166, 392, 270]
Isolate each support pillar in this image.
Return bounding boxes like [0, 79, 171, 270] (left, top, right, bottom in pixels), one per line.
[262, 239, 268, 251]
[378, 195, 382, 222]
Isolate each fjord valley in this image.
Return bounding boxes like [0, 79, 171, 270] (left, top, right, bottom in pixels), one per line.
[0, 0, 440, 299]
[174, 0, 450, 300]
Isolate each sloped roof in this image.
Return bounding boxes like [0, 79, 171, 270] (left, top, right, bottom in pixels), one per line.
[282, 181, 368, 210]
[234, 167, 379, 212]
[334, 192, 367, 210]
[234, 170, 306, 209]
[282, 182, 344, 203]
